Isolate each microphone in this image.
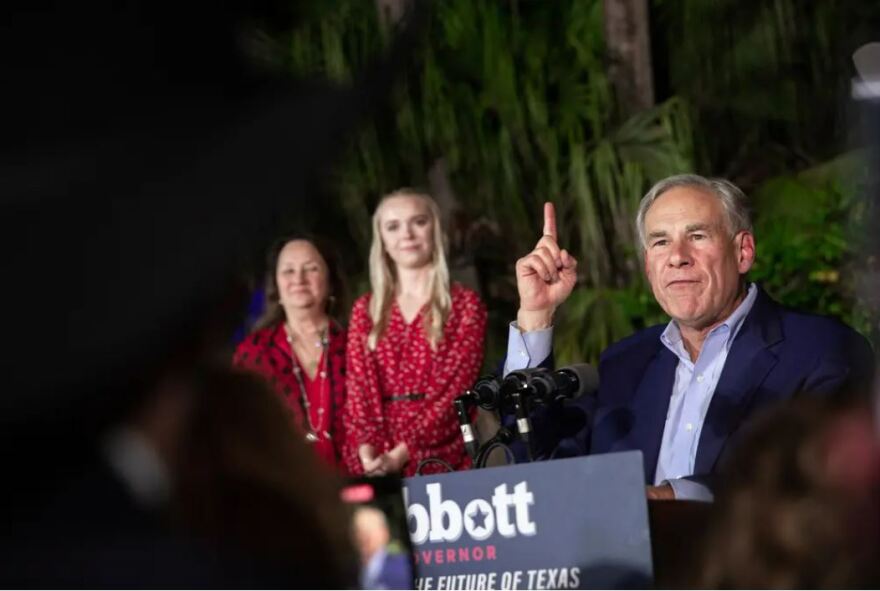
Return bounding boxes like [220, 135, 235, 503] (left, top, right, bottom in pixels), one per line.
[453, 392, 479, 461]
[505, 363, 598, 404]
[462, 365, 599, 464]
[471, 375, 505, 411]
[509, 387, 534, 460]
[494, 373, 536, 459]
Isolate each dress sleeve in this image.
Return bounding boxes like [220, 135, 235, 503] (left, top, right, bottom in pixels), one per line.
[232, 331, 271, 378]
[341, 295, 388, 475]
[395, 288, 488, 452]
[232, 336, 254, 368]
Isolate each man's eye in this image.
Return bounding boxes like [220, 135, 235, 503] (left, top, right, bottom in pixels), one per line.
[652, 240, 668, 247]
[690, 233, 706, 241]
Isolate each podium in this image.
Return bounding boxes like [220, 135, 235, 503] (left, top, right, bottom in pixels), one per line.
[403, 451, 653, 590]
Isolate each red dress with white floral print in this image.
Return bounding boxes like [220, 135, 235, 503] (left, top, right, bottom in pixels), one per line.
[343, 283, 487, 476]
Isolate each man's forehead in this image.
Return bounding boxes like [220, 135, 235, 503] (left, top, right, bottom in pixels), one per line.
[645, 186, 724, 228]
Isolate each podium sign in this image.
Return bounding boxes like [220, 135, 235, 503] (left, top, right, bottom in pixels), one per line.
[403, 451, 653, 590]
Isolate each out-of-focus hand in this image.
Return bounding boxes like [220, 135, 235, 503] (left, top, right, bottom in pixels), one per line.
[386, 442, 410, 473]
[359, 443, 387, 476]
[515, 202, 578, 331]
[646, 484, 676, 500]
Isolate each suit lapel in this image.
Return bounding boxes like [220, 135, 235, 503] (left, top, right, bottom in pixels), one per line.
[694, 289, 783, 474]
[620, 346, 678, 482]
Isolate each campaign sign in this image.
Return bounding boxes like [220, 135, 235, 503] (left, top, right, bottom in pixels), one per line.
[403, 451, 652, 590]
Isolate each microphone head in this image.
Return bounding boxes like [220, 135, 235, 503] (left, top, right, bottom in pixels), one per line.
[503, 367, 553, 392]
[473, 375, 503, 410]
[505, 367, 550, 379]
[557, 363, 599, 399]
[504, 367, 551, 400]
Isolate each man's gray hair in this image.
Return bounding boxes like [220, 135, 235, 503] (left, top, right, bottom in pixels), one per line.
[635, 174, 753, 249]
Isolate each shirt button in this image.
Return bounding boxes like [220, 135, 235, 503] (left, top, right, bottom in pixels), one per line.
[696, 374, 704, 383]
[520, 350, 527, 357]
[685, 423, 694, 432]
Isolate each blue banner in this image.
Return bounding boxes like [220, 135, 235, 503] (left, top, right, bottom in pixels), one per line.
[403, 451, 653, 589]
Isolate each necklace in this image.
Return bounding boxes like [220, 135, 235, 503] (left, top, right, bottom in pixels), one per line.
[286, 321, 325, 371]
[285, 323, 331, 444]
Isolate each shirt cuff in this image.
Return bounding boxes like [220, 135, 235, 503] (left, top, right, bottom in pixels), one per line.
[665, 477, 714, 502]
[503, 322, 554, 375]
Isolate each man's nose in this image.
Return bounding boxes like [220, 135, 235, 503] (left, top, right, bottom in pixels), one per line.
[667, 240, 692, 268]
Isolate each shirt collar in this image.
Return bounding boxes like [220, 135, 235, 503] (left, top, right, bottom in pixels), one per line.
[660, 283, 758, 355]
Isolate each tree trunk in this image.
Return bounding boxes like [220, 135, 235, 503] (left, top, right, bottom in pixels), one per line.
[603, 0, 655, 116]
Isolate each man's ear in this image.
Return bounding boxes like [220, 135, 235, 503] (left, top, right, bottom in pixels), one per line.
[737, 231, 756, 274]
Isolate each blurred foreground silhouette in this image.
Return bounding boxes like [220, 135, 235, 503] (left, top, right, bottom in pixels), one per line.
[0, 0, 421, 585]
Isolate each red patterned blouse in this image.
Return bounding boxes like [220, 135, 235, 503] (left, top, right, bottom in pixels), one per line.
[343, 283, 487, 476]
[233, 320, 347, 471]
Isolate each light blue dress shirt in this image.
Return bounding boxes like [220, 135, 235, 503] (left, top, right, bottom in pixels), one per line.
[504, 324, 554, 376]
[504, 284, 758, 502]
[654, 283, 757, 500]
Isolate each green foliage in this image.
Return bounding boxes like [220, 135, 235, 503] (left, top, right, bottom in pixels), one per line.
[276, 0, 694, 366]
[749, 152, 878, 341]
[657, 0, 880, 177]
[250, 0, 880, 365]
[554, 285, 666, 366]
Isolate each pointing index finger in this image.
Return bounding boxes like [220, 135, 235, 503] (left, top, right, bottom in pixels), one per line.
[543, 202, 558, 240]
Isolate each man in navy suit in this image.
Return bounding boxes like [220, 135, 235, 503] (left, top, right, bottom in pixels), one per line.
[353, 506, 413, 590]
[504, 174, 874, 501]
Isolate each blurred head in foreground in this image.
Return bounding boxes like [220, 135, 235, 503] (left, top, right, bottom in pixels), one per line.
[352, 505, 392, 565]
[695, 397, 880, 588]
[173, 367, 358, 585]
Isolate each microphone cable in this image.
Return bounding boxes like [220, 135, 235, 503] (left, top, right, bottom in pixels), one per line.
[415, 458, 455, 476]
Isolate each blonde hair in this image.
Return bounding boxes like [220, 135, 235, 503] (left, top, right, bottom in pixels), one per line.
[367, 189, 451, 350]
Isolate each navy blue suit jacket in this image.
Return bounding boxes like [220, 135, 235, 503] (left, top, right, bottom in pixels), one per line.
[530, 288, 874, 485]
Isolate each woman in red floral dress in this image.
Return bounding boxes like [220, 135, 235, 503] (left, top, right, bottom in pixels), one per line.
[343, 189, 487, 477]
[234, 236, 348, 471]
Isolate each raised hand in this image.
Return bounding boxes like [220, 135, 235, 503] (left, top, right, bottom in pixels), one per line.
[515, 202, 578, 331]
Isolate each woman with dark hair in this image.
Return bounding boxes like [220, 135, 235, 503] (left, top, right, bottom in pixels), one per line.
[234, 236, 348, 471]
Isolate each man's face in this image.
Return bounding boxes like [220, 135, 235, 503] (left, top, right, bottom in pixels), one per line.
[352, 508, 390, 564]
[643, 186, 755, 331]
